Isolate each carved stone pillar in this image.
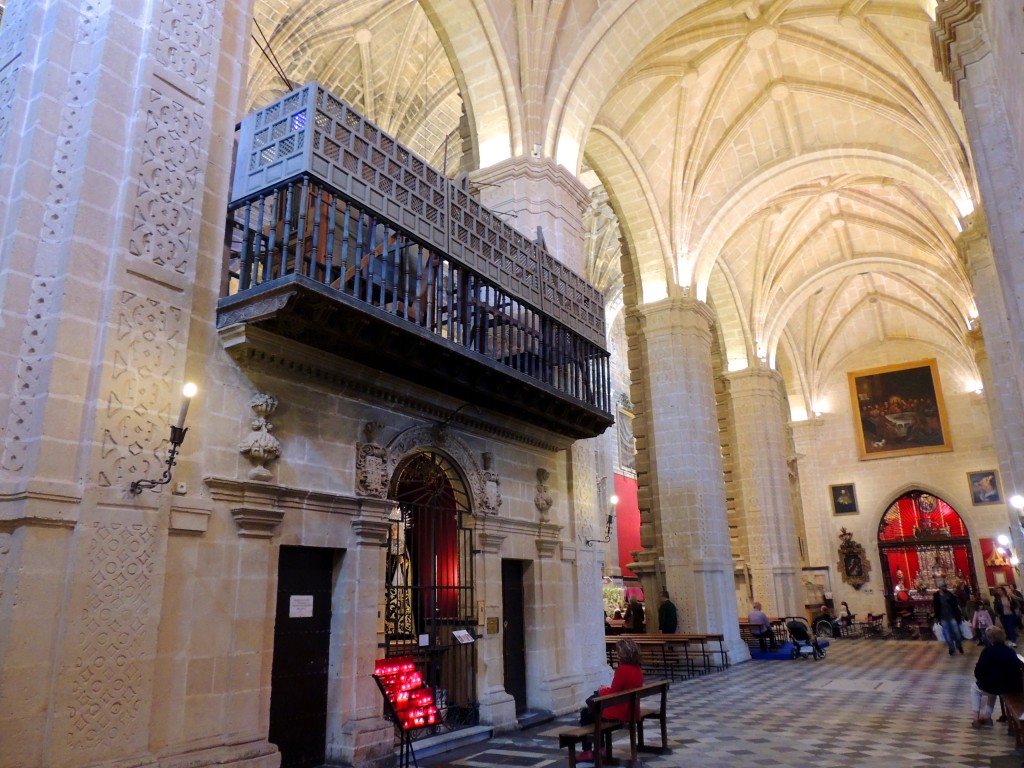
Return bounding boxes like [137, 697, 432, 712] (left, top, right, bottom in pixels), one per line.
[958, 214, 1024, 553]
[473, 523, 517, 728]
[628, 297, 747, 662]
[0, 0, 254, 763]
[726, 366, 803, 616]
[327, 504, 394, 767]
[935, 3, 1024, 539]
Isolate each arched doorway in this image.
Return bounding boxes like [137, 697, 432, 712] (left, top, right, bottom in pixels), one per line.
[383, 450, 479, 730]
[877, 490, 977, 637]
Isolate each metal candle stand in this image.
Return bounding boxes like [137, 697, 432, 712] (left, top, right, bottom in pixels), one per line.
[129, 426, 188, 495]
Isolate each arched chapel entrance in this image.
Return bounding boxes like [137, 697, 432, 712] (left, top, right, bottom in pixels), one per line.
[383, 450, 479, 730]
[877, 490, 977, 637]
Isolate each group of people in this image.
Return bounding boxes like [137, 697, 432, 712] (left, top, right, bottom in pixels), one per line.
[606, 590, 679, 635]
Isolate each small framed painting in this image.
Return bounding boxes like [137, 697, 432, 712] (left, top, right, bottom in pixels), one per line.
[967, 470, 1001, 506]
[830, 483, 858, 515]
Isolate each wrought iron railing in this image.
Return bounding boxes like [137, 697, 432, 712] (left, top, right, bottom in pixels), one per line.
[224, 83, 611, 414]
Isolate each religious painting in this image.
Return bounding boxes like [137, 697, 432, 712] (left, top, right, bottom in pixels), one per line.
[617, 408, 636, 474]
[847, 359, 952, 460]
[967, 470, 1001, 506]
[830, 483, 858, 515]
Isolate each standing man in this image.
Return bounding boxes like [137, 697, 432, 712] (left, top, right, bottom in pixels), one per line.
[658, 589, 678, 634]
[933, 580, 965, 655]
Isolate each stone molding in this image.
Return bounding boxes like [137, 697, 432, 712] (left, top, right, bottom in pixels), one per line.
[632, 296, 716, 338]
[219, 324, 568, 452]
[0, 481, 82, 530]
[205, 477, 376, 538]
[931, 0, 987, 103]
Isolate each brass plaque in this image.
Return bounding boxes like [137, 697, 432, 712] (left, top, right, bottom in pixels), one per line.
[486, 617, 499, 634]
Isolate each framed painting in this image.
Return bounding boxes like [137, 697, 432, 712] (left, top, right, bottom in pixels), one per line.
[967, 470, 1001, 505]
[847, 358, 952, 460]
[830, 483, 858, 515]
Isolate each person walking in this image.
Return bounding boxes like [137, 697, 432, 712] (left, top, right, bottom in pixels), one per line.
[933, 580, 965, 656]
[970, 626, 1023, 727]
[994, 586, 1021, 647]
[658, 589, 678, 634]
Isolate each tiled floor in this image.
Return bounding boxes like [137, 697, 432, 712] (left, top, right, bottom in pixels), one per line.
[417, 637, 1023, 767]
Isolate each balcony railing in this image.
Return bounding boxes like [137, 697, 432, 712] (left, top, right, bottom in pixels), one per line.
[218, 84, 613, 438]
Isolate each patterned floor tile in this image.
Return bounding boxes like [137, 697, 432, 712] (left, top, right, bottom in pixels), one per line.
[417, 638, 1024, 767]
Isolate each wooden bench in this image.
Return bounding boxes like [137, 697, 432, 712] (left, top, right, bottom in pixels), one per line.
[557, 679, 671, 767]
[738, 618, 785, 651]
[606, 637, 693, 681]
[613, 633, 729, 674]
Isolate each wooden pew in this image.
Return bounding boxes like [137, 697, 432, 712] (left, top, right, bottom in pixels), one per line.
[557, 679, 671, 767]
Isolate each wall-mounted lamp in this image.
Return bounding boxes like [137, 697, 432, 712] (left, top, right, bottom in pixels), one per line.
[130, 382, 197, 495]
[586, 493, 618, 547]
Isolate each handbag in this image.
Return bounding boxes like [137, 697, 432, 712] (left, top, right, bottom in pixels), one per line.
[932, 622, 944, 642]
[959, 619, 973, 640]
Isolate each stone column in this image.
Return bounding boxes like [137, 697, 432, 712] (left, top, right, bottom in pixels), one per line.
[472, 524, 517, 728]
[934, 2, 1024, 542]
[329, 511, 394, 767]
[627, 297, 747, 662]
[726, 367, 803, 616]
[790, 418, 829, 569]
[469, 157, 590, 275]
[958, 214, 1024, 554]
[0, 0, 251, 764]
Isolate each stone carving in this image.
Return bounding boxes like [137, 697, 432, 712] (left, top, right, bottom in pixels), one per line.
[2, 275, 56, 472]
[356, 421, 389, 498]
[0, 0, 30, 151]
[153, 0, 214, 97]
[386, 425, 487, 513]
[480, 452, 502, 515]
[534, 468, 553, 523]
[68, 522, 154, 751]
[98, 292, 182, 488]
[128, 87, 203, 275]
[239, 393, 281, 481]
[837, 527, 871, 590]
[571, 442, 597, 544]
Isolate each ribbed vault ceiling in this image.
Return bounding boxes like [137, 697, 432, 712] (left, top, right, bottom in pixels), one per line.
[245, 0, 978, 418]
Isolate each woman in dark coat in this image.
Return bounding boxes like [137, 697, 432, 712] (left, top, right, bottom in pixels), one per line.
[971, 625, 1023, 727]
[993, 587, 1021, 646]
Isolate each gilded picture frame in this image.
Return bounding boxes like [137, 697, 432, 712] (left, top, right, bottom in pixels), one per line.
[847, 358, 952, 460]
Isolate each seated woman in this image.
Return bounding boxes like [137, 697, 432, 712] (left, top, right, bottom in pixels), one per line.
[577, 638, 644, 763]
[971, 625, 1022, 727]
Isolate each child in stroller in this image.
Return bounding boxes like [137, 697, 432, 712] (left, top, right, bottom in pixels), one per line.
[786, 617, 826, 660]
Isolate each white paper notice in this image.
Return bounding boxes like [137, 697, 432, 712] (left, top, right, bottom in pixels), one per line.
[289, 594, 314, 618]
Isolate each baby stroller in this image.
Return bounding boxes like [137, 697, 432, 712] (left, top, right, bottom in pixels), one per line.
[786, 617, 826, 660]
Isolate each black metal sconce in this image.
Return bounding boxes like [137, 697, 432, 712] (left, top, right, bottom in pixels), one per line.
[130, 382, 197, 495]
[586, 493, 618, 547]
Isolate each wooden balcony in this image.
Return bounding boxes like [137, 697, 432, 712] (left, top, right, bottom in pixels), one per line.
[218, 85, 612, 439]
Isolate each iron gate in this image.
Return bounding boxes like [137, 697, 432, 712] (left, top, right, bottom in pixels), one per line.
[384, 451, 479, 732]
